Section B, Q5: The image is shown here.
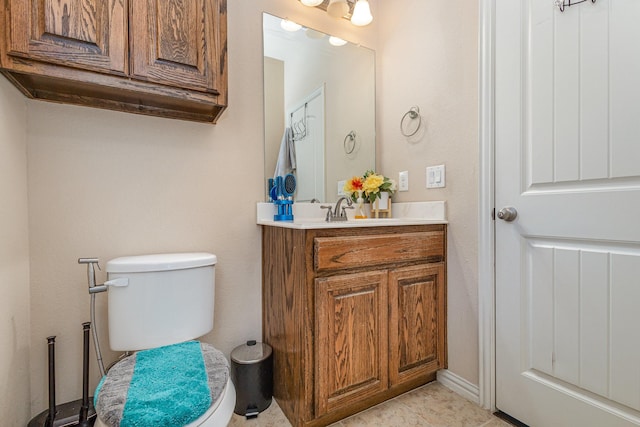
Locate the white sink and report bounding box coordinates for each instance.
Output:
[257,201,447,229]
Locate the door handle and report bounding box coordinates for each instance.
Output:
[497,207,518,222]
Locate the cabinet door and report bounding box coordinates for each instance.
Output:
[389,263,446,386]
[7,0,127,74]
[130,0,226,95]
[315,271,388,416]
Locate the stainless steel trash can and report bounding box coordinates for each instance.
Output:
[230,340,273,418]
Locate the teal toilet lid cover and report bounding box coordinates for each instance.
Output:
[95,341,229,427]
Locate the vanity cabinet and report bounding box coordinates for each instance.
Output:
[262,224,447,427]
[0,0,227,123]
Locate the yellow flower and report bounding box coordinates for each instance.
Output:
[363,174,384,195]
[344,176,363,193]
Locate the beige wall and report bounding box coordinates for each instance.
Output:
[24,0,379,417]
[377,0,480,385]
[0,78,31,424]
[0,0,480,422]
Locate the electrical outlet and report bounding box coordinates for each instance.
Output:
[398,171,409,191]
[426,165,445,188]
[337,180,346,195]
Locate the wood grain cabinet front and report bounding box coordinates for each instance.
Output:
[315,270,389,417]
[262,224,447,427]
[389,263,446,386]
[6,0,127,75]
[130,0,224,95]
[0,0,227,123]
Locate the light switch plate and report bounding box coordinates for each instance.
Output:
[426,165,445,188]
[398,171,409,191]
[337,180,346,195]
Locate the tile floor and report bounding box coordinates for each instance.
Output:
[228,382,511,427]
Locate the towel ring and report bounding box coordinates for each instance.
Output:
[344,131,356,154]
[400,106,421,137]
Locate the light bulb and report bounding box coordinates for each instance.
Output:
[327,0,349,19]
[280,19,302,32]
[301,0,323,6]
[351,0,373,26]
[329,36,347,46]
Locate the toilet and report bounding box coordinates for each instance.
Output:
[93,253,235,427]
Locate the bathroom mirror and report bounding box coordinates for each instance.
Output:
[263,13,375,202]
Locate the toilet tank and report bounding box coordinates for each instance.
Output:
[105,253,216,351]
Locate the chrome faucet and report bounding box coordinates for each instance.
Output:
[320,196,354,222]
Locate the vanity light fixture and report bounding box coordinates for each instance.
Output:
[280,18,302,32]
[327,0,349,18]
[350,0,373,26]
[299,0,373,26]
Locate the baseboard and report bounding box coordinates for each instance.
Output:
[437,369,480,405]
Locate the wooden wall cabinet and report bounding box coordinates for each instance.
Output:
[262,224,447,427]
[0,0,227,123]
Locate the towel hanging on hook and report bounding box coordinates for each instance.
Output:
[273,127,297,178]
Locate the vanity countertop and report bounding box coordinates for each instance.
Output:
[257,201,447,229]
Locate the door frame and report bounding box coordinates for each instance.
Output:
[478,0,496,412]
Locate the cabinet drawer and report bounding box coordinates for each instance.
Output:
[314,231,444,272]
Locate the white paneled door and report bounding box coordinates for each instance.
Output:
[495,0,640,425]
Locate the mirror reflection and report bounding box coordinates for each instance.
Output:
[263,13,376,202]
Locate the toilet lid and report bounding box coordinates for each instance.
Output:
[95,341,229,427]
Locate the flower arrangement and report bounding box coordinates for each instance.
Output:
[343,175,364,203]
[344,170,396,204]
